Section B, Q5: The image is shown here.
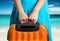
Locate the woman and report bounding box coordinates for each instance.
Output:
[10,0,52,41]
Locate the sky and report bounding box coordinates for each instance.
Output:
[0,0,60,14]
[0,0,13,14]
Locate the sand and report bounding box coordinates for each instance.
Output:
[0,28,60,41]
[0,28,8,41]
[52,28,60,41]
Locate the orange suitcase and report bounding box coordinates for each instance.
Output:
[7,22,48,41]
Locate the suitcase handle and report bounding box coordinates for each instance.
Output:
[15,22,39,32]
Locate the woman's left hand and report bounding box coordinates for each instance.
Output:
[29,11,38,24]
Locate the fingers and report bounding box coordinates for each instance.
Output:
[21,19,25,24]
[31,20,37,24]
[29,18,37,24]
[20,18,37,24]
[20,19,28,24]
[19,12,29,24]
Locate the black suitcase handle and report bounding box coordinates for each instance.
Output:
[15,22,39,32]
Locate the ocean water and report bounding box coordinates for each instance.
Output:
[0,14,60,28]
[51,15,60,28]
[0,15,10,28]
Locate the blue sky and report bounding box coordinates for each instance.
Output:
[0,1,13,14]
[0,0,60,14]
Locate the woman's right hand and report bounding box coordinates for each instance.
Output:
[19,12,28,24]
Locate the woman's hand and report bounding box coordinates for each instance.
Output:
[14,0,29,24]
[28,0,46,24]
[19,12,28,24]
[29,11,38,24]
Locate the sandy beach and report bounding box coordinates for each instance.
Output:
[0,28,60,41]
[0,28,9,41]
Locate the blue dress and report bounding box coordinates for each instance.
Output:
[10,0,52,41]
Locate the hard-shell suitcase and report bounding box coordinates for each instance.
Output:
[7,22,48,41]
